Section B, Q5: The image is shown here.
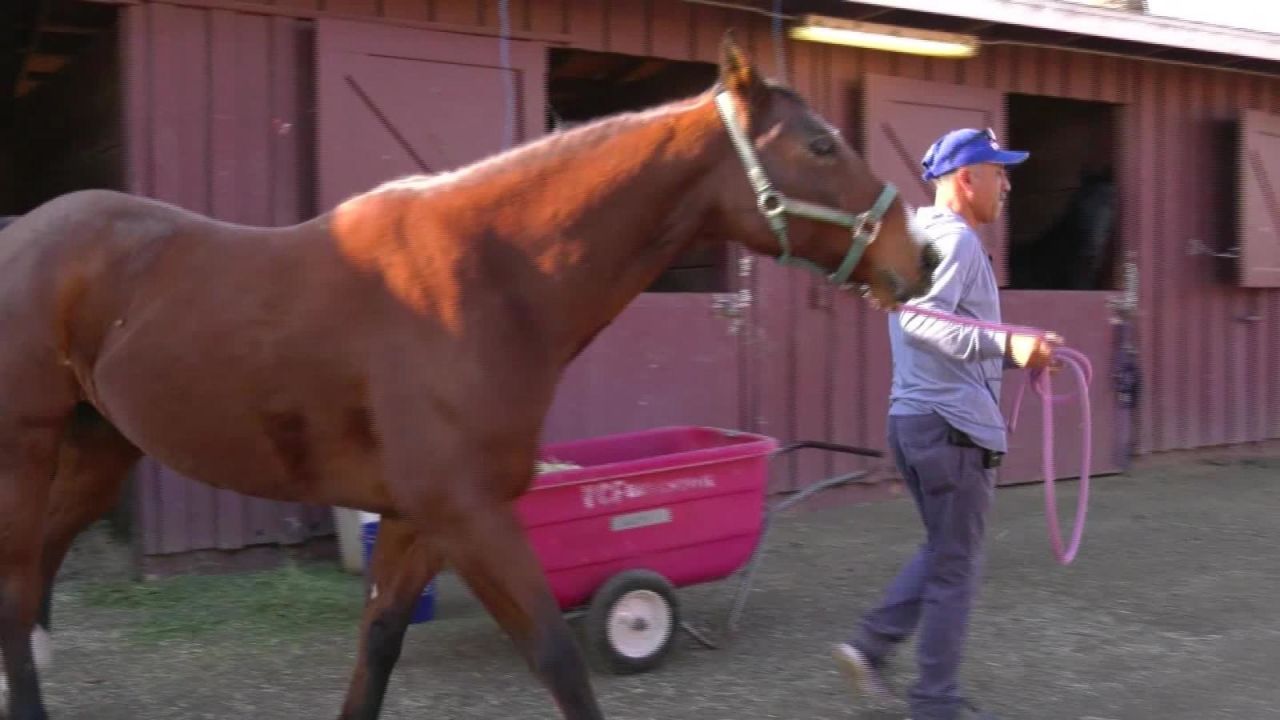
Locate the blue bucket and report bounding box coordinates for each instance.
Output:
[360,518,437,624]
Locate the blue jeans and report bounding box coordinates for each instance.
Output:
[853,413,995,720]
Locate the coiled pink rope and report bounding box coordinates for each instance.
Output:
[896,305,1093,565]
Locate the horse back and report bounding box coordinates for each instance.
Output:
[0,189,354,373]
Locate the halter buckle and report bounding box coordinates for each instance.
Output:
[852,213,881,240]
[758,191,785,217]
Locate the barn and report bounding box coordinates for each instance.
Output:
[2,0,1277,574]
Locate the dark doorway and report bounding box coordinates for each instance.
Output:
[547,48,728,293]
[1006,93,1120,290]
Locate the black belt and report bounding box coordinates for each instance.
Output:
[946,427,1005,469]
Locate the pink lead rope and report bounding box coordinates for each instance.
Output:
[895,305,1094,566]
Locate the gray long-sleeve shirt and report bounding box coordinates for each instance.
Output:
[887,206,1010,453]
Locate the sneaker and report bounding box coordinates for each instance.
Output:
[832,642,896,703]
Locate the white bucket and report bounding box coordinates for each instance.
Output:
[332,507,371,573]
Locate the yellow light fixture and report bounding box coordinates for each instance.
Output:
[789,15,980,59]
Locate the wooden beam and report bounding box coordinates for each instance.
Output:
[24,54,69,74]
[16,78,40,97]
[42,24,106,35]
[14,0,53,98]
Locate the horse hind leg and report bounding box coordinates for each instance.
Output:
[339,517,443,720]
[0,412,67,720]
[30,405,141,674]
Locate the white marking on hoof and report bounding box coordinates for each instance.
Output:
[370,583,379,601]
[0,627,51,700]
[32,625,53,670]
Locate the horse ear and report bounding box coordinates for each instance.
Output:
[719,30,767,105]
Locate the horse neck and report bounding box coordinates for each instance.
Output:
[454,99,728,363]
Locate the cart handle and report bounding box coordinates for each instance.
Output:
[718,441,886,640]
[770,440,883,459]
[724,468,878,638]
[769,470,870,514]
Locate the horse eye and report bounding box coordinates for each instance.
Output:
[809,135,836,157]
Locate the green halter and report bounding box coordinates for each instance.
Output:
[714,91,898,286]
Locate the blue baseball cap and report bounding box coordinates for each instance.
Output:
[920,128,1029,182]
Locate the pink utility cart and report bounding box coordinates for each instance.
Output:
[517,425,880,674]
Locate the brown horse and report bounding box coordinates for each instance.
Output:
[0,37,936,719]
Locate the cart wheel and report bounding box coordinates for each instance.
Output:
[584,569,679,675]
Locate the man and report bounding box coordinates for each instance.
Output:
[833,128,1059,720]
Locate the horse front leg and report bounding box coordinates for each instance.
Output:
[439,498,605,720]
[339,516,442,720]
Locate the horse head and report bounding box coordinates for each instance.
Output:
[708,35,938,309]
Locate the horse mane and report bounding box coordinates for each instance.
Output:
[357,76,807,203]
[359,85,724,201]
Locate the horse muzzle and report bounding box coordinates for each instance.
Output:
[881,240,940,304]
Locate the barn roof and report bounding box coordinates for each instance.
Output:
[763,0,1280,75]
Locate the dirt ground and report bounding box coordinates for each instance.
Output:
[29,452,1280,719]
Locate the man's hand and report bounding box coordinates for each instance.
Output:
[1006,332,1062,370]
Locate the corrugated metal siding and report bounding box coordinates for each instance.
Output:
[122,0,1280,557]
[1270,85,1280,443]
[123,3,332,555]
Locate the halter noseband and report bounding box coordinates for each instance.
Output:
[714,91,898,286]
